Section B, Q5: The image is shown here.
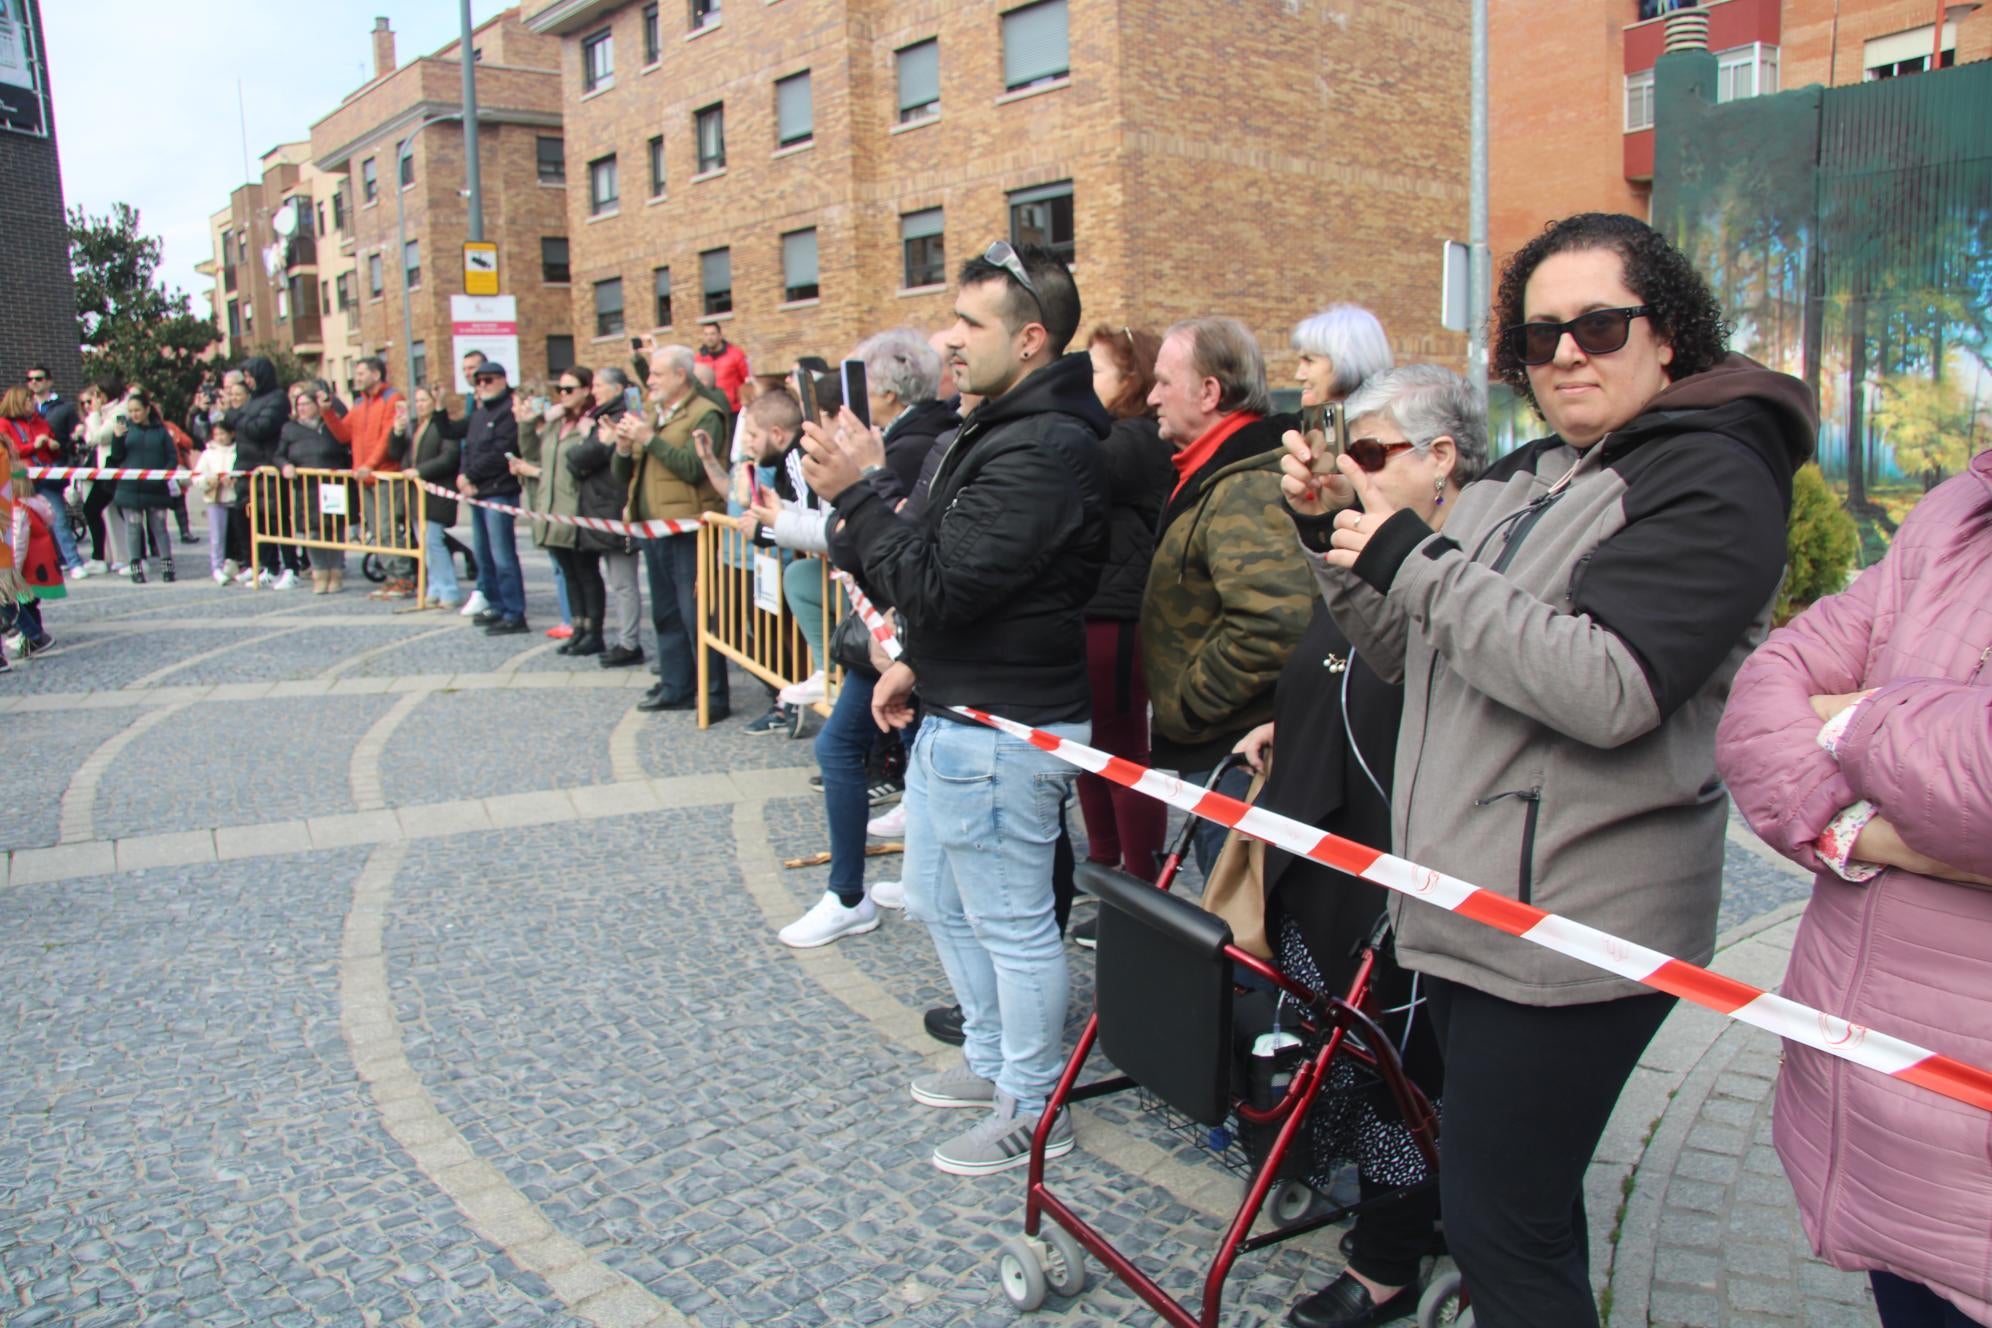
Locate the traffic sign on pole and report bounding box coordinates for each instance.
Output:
[463,241,500,296]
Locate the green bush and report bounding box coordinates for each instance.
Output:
[1779,463,1858,622]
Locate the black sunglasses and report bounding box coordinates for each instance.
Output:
[1504,306,1652,366]
[1347,436,1419,472]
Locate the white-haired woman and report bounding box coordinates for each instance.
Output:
[1292,304,1395,408]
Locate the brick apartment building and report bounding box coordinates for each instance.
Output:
[0,0,83,393]
[302,12,572,396]
[1490,0,1992,267]
[525,0,1471,383]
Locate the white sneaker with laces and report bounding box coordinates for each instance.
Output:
[870,879,906,910]
[867,803,908,839]
[212,569,228,585]
[272,569,296,590]
[459,590,490,617]
[68,564,90,580]
[777,891,880,949]
[778,670,828,706]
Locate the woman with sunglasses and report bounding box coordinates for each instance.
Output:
[513,368,608,656]
[1282,212,1816,1328]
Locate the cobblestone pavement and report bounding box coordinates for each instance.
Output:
[2,563,1883,1326]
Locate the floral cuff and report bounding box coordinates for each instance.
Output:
[1816,800,1883,883]
[1814,691,1877,760]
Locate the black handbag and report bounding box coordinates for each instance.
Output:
[830,602,882,679]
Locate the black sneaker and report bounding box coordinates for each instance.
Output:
[744,703,796,736]
[24,636,57,660]
[130,568,147,584]
[598,644,645,668]
[809,772,824,789]
[472,611,501,627]
[923,1004,966,1046]
[1070,914,1098,950]
[484,618,529,636]
[866,776,905,807]
[161,566,176,583]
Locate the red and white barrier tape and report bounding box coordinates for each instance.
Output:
[834,573,1992,1113]
[414,479,704,540]
[25,465,209,481]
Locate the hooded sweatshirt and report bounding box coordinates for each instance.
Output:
[1302,354,1817,1005]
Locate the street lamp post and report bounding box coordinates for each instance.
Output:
[393,114,463,393]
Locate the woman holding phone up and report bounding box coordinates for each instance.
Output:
[1284,212,1815,1327]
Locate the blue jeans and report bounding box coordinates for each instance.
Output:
[1182,762,1255,880]
[815,670,877,906]
[470,503,526,622]
[903,716,1087,1115]
[549,553,571,626]
[424,522,461,603]
[35,481,82,570]
[644,531,727,710]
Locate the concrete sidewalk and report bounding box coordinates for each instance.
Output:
[1589,828,1879,1327]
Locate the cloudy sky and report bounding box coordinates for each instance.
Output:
[45,0,514,307]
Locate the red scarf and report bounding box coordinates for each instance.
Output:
[1169,411,1261,502]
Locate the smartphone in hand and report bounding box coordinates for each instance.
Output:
[791,366,820,426]
[840,358,871,430]
[1299,403,1347,478]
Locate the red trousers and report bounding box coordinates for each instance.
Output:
[1076,619,1166,881]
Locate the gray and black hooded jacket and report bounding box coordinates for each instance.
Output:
[1300,355,1816,1005]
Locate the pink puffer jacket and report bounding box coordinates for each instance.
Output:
[1716,452,1992,1321]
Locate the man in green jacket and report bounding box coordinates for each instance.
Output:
[1139,316,1315,873]
[613,343,730,718]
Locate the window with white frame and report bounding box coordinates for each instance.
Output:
[1007,180,1074,262]
[1625,69,1655,131]
[695,103,726,172]
[1863,26,1954,80]
[648,135,666,197]
[589,154,619,215]
[595,277,625,338]
[642,3,660,63]
[404,239,420,289]
[901,208,945,288]
[653,266,673,326]
[690,0,720,31]
[1716,43,1779,102]
[781,228,819,302]
[701,247,731,315]
[368,252,383,297]
[1001,0,1068,93]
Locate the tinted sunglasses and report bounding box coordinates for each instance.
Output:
[1347,436,1418,472]
[982,241,1044,318]
[1503,305,1652,366]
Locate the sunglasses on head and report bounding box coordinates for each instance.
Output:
[1347,436,1418,472]
[1503,306,1652,367]
[982,241,1044,318]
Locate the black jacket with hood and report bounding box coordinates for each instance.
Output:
[1086,414,1174,621]
[226,356,291,482]
[829,352,1110,726]
[1301,354,1817,1006]
[568,395,629,553]
[459,386,522,499]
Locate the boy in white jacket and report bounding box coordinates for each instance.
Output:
[191,422,239,583]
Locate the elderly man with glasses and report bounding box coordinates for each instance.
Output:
[804,242,1110,1178]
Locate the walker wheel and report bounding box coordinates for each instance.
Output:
[1041,1225,1087,1298]
[996,1235,1048,1311]
[1268,1179,1316,1229]
[1417,1269,1472,1328]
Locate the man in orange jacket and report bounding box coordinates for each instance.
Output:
[321,356,413,598]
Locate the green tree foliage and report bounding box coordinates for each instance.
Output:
[1779,462,1859,621]
[1869,371,1982,490]
[70,203,218,427]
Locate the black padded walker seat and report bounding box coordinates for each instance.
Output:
[1077,861,1237,1127]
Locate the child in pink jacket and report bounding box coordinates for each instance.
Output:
[1717,452,1992,1327]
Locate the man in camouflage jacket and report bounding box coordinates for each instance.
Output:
[1139,317,1316,872]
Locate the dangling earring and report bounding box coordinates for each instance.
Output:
[1433,476,1447,508]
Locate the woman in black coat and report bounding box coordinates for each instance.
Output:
[277,385,355,592]
[107,390,177,583]
[1077,325,1176,882]
[401,385,468,609]
[226,357,292,581]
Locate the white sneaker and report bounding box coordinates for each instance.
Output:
[2,632,23,658]
[258,570,277,588]
[212,569,228,585]
[84,560,108,574]
[459,590,490,617]
[870,879,906,910]
[867,803,908,839]
[67,564,90,580]
[272,569,296,590]
[777,891,880,949]
[778,670,827,706]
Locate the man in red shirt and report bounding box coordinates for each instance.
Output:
[695,323,750,412]
[321,356,414,598]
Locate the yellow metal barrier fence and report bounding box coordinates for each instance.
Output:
[246,467,428,605]
[695,513,846,730]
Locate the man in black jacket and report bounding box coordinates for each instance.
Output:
[457,363,528,633]
[803,242,1108,1177]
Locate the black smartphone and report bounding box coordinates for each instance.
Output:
[840,358,871,430]
[1299,403,1347,478]
[791,365,820,426]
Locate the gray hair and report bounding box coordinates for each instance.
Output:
[1342,364,1489,486]
[654,344,698,379]
[1165,316,1270,415]
[854,326,942,405]
[1291,304,1394,399]
[596,366,631,391]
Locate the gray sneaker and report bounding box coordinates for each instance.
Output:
[932,1092,1074,1177]
[910,1062,996,1110]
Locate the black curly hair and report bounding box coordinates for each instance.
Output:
[1492,213,1730,419]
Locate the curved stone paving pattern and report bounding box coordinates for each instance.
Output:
[1,571,1871,1326]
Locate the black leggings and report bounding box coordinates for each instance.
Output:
[83,482,117,562]
[1425,979,1673,1328]
[549,547,604,623]
[1872,1273,1986,1328]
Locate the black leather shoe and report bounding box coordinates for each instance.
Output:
[1287,1273,1417,1328]
[484,618,529,636]
[636,692,694,713]
[923,1004,965,1046]
[472,611,500,627]
[599,645,645,668]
